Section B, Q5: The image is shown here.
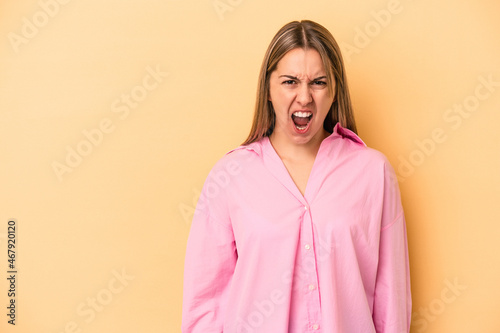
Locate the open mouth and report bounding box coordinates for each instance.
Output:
[291,111,313,131]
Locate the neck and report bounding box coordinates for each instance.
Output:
[269,128,329,162]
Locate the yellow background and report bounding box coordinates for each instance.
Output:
[1,0,499,332]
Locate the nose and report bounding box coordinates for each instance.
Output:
[296,83,312,106]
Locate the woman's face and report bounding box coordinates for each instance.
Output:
[268,48,335,146]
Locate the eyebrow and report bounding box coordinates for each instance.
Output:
[279,75,327,81]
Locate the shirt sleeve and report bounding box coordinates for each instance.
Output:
[372,160,412,333]
[181,176,237,332]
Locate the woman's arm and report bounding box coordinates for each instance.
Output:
[181,192,237,332]
[372,161,412,333]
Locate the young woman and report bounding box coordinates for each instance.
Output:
[182,20,411,333]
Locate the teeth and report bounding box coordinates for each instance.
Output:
[295,124,307,130]
[292,111,312,118]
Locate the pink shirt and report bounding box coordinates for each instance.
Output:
[182,123,411,332]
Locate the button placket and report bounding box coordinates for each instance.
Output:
[301,203,321,331]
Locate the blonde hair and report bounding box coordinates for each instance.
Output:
[242,20,357,145]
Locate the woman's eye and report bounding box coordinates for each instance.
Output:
[312,80,327,86]
[282,80,296,85]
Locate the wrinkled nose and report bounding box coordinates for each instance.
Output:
[296,84,313,106]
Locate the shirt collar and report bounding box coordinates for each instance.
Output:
[225,122,366,157]
[330,122,366,147]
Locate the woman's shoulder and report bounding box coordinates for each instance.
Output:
[221,138,265,164]
[205,139,263,179]
[332,123,387,161]
[332,123,396,176]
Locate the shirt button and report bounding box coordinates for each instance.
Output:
[312,324,319,330]
[305,244,311,250]
[304,205,308,210]
[308,284,315,291]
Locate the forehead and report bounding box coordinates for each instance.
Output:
[275,48,326,78]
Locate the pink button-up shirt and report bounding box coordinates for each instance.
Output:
[182,123,411,332]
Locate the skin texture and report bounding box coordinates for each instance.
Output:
[268,48,336,195]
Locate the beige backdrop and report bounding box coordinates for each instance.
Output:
[1,0,499,332]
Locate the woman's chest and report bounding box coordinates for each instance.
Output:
[281,158,315,197]
[227,172,383,252]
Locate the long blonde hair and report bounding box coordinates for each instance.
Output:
[242,20,357,145]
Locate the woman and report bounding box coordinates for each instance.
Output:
[182,20,411,332]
